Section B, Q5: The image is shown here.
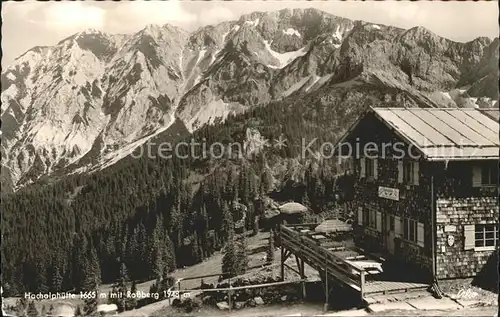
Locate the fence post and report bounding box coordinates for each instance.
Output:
[324,249,329,312]
[228,278,232,313]
[360,271,365,300]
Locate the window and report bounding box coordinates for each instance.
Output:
[403,218,408,239]
[363,209,369,226]
[360,158,378,179]
[473,164,498,187]
[404,161,413,183]
[398,161,419,185]
[404,161,419,184]
[481,166,497,186]
[361,209,377,229]
[366,158,375,178]
[403,217,418,243]
[369,209,377,229]
[475,224,499,248]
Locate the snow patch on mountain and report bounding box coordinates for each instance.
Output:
[196,48,207,65]
[283,28,301,38]
[1,84,18,101]
[305,75,321,92]
[333,26,343,42]
[186,99,244,132]
[231,25,241,33]
[96,114,176,171]
[372,24,381,30]
[244,18,260,27]
[282,77,311,97]
[263,41,309,69]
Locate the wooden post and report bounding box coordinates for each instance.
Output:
[228,277,232,312]
[280,245,285,281]
[360,271,365,301]
[431,174,436,282]
[324,250,329,312]
[300,258,306,300]
[294,255,306,299]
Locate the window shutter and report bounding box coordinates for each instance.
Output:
[417,222,424,247]
[376,211,382,232]
[394,216,401,237]
[373,159,378,179]
[413,162,420,185]
[472,166,482,187]
[463,225,475,250]
[357,207,363,225]
[397,161,404,183]
[360,158,366,178]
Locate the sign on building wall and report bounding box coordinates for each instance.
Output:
[378,186,399,201]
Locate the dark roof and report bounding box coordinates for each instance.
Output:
[338,107,499,161]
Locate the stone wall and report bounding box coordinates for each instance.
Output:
[435,196,498,279]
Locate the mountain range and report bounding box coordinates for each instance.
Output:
[1,8,499,193]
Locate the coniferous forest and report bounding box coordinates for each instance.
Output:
[2,100,357,297]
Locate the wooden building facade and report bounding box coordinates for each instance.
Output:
[335,107,499,281]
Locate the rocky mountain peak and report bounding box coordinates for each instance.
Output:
[2,8,498,193]
[80,28,104,35]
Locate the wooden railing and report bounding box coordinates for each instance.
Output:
[279,224,366,297]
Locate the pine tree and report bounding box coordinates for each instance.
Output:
[40,305,47,317]
[126,280,138,311]
[221,234,238,278]
[115,262,129,312]
[222,202,234,240]
[266,230,275,263]
[72,234,88,292]
[34,261,48,294]
[191,232,202,264]
[82,259,99,317]
[125,228,139,279]
[148,282,159,305]
[163,234,176,273]
[48,304,54,316]
[50,257,63,292]
[89,246,101,285]
[75,305,83,316]
[15,296,28,316]
[108,290,115,305]
[26,301,38,317]
[152,246,164,281]
[150,218,164,279]
[237,228,249,274]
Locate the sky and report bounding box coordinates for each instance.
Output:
[2,0,499,67]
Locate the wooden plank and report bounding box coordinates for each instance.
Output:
[283,263,301,275]
[281,234,362,288]
[284,235,353,275]
[363,281,430,295]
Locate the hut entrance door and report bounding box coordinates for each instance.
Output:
[386,214,395,254]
